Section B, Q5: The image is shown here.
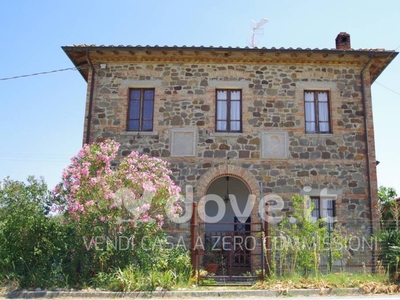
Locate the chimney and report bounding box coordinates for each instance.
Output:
[335,32,351,50]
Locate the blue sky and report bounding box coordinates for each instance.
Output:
[1,0,399,194]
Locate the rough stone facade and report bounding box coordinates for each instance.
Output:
[89,62,371,225]
[63,37,397,270]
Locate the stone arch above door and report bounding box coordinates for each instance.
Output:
[196,164,260,199]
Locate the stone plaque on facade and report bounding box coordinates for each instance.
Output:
[260,130,288,159]
[170,128,197,157]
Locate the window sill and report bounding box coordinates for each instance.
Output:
[305,133,333,137]
[121,131,158,136]
[209,132,243,137]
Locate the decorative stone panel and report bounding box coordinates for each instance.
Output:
[260,130,288,159]
[170,128,197,157]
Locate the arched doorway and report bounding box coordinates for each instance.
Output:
[204,176,251,230]
[201,175,254,277]
[196,164,260,200]
[195,165,265,280]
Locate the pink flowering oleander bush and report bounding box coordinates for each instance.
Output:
[52,140,189,283]
[54,140,182,234]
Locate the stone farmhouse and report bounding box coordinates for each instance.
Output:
[63,32,397,277]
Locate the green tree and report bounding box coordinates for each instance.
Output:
[376,186,400,282]
[272,194,349,277]
[0,176,73,288]
[378,186,398,222]
[275,194,329,277]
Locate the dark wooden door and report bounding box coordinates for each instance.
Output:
[231,217,251,275]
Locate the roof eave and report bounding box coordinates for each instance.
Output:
[61,45,398,83]
[61,46,89,82]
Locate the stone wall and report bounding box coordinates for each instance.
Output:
[91,63,371,209]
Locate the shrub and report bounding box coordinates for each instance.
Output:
[271,194,348,277]
[51,140,189,289]
[376,186,400,282]
[377,229,400,281]
[91,232,192,291]
[0,177,73,288]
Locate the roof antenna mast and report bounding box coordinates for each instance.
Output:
[249,18,268,48]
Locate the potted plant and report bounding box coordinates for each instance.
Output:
[204,253,220,274]
[203,235,223,274]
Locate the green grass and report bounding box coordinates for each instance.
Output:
[252,272,389,290]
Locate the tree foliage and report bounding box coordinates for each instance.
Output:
[271,194,349,277]
[377,186,400,282]
[0,177,73,288]
[378,186,398,222]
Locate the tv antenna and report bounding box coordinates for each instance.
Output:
[248,18,268,48]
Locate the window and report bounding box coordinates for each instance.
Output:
[127,88,154,131]
[216,89,242,132]
[304,91,330,133]
[310,197,336,227]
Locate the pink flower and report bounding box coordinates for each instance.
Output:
[142,181,156,193]
[141,213,150,223]
[142,204,150,211]
[53,184,60,195]
[77,149,84,158]
[157,220,164,230]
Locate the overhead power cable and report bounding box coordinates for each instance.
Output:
[1,51,399,96]
[0,66,87,81]
[0,152,72,162]
[375,81,400,97]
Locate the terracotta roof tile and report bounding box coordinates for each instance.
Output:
[66,44,395,52]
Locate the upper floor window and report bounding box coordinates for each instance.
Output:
[127,88,154,131]
[304,91,330,134]
[216,89,242,132]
